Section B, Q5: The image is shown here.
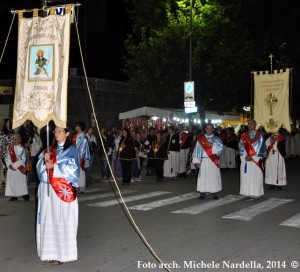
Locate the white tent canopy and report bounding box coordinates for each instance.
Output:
[119,106,193,120]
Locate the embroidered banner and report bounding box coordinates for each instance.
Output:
[253,69,291,133]
[12,5,73,129]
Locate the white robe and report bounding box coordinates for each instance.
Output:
[265,140,287,186]
[192,139,223,193]
[37,183,78,262]
[178,148,189,173]
[4,145,28,197]
[225,147,236,168]
[163,151,179,177]
[240,155,264,198]
[36,148,79,263]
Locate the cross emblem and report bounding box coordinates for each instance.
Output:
[264,93,278,116]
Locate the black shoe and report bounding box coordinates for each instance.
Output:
[212,195,219,200]
[199,195,206,200]
[276,186,283,191]
[9,197,18,201]
[23,195,30,201]
[243,197,255,201]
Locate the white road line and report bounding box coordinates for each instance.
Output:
[172,195,245,215]
[78,190,136,202]
[222,198,294,221]
[280,213,300,229]
[129,192,198,211]
[87,191,171,207]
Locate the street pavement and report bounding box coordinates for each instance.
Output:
[0,156,300,272]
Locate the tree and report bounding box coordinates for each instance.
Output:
[124,0,300,121]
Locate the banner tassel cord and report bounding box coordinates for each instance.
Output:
[74,10,171,272]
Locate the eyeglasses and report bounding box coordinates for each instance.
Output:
[54,130,66,134]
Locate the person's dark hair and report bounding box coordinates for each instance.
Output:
[51,127,73,151]
[121,128,131,144]
[0,118,11,134]
[76,122,86,132]
[205,123,214,129]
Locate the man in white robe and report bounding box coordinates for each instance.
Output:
[192,123,223,200]
[265,129,286,190]
[239,119,267,200]
[5,134,29,201]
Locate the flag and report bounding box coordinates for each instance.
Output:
[253,70,291,133]
[12,5,73,129]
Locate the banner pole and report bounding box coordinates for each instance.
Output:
[47,122,50,197]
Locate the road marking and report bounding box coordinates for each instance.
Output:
[222,198,294,221]
[172,195,244,215]
[87,191,171,207]
[78,190,136,202]
[280,213,300,229]
[129,192,198,211]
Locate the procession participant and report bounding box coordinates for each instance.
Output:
[192,123,223,200]
[72,122,90,194]
[118,128,136,185]
[163,126,180,178]
[144,127,156,176]
[36,126,80,265]
[238,119,267,201]
[135,132,147,181]
[86,127,97,178]
[99,128,113,182]
[265,128,287,191]
[177,124,193,177]
[147,131,168,182]
[5,134,29,201]
[224,127,238,169]
[0,118,15,187]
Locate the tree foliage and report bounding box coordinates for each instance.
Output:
[124,0,300,117]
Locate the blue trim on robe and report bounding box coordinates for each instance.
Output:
[36,145,80,187]
[238,131,267,158]
[75,132,91,160]
[192,134,223,164]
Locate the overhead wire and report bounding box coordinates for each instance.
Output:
[73,8,172,272]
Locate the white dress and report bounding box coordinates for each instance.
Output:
[36,144,79,262]
[4,145,28,197]
[265,139,287,186]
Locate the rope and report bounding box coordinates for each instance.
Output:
[73,11,171,272]
[0,12,16,64]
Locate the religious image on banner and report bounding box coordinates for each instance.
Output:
[13,5,73,129]
[29,45,54,81]
[253,70,291,133]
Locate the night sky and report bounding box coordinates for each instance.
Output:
[0,0,130,81]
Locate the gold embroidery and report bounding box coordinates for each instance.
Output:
[266,118,279,130]
[264,93,278,116]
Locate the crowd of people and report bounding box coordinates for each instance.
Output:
[0,117,298,265]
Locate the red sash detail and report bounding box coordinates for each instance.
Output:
[46,148,77,203]
[267,134,285,154]
[241,131,262,171]
[241,131,261,156]
[9,146,25,174]
[179,133,189,148]
[198,136,219,168]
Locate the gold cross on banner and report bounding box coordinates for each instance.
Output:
[264,93,278,116]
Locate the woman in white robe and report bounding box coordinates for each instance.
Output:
[36,127,80,265]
